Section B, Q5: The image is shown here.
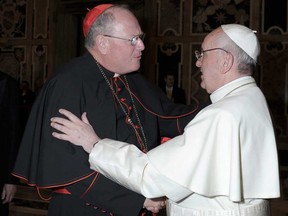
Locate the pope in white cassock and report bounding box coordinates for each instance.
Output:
[51,24,280,216]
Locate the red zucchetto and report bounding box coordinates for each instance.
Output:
[83,4,113,37]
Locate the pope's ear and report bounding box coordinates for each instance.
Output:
[222,52,233,73]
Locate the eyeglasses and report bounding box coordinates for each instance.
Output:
[195,48,230,60]
[103,33,145,46]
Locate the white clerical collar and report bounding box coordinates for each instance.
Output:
[210,76,255,103]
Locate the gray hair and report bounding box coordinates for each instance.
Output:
[84,5,130,49]
[223,39,257,75]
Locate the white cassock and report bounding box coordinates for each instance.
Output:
[89,76,280,216]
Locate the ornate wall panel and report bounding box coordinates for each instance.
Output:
[261,0,288,142]
[0,0,53,92]
[0,0,27,80]
[33,0,49,38]
[263,0,287,33]
[0,47,24,80]
[32,45,48,93]
[191,0,250,33]
[0,0,26,38]
[156,0,184,36]
[261,45,288,138]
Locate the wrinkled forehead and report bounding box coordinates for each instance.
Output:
[114,7,139,24]
[112,8,142,34]
[202,28,224,49]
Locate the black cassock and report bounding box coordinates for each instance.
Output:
[13,53,199,216]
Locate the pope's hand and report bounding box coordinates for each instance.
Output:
[50,108,100,153]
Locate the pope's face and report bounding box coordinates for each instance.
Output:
[195,30,225,94]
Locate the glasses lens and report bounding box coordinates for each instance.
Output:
[131,37,137,46]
